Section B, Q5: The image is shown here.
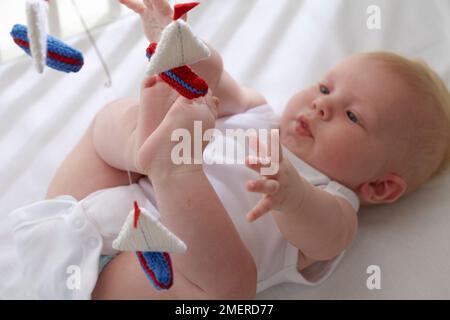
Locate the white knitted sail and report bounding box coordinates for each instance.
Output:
[146,19,210,76]
[26,0,48,73]
[112,206,187,253]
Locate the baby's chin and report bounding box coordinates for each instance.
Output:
[281,132,373,195]
[280,133,314,167]
[280,124,313,156]
[280,133,348,182]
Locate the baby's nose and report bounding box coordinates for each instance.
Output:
[313,100,332,120]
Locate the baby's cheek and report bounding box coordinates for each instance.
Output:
[319,135,364,177]
[285,91,312,114]
[326,144,353,168]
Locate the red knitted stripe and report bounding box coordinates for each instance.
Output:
[133,201,141,229]
[147,42,157,56]
[160,65,208,99]
[160,73,198,99]
[13,38,82,65]
[173,2,199,20]
[171,65,208,92]
[47,50,82,65]
[13,38,28,48]
[146,42,208,99]
[136,251,173,289]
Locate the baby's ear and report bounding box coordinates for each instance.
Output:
[357,173,407,204]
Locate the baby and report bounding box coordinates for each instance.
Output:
[11,0,450,299]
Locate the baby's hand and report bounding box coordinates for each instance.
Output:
[245,135,305,222]
[119,0,173,42]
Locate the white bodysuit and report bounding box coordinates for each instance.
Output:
[8,104,359,299]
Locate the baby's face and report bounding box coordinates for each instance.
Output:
[280,54,414,190]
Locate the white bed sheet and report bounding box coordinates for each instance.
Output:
[1,0,450,299]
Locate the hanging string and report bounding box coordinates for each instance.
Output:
[126,166,133,186]
[70,0,112,87]
[70,0,135,185]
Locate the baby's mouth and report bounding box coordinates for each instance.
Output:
[295,116,313,138]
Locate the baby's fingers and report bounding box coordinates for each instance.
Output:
[246,197,273,222]
[187,91,219,120]
[203,92,220,119]
[246,179,279,195]
[141,76,179,108]
[151,0,172,15]
[143,0,154,10]
[141,75,158,90]
[119,0,145,14]
[245,156,275,177]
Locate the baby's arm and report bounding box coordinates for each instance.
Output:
[245,140,358,262]
[274,176,358,261]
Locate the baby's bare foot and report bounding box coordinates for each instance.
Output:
[135,76,179,150]
[136,86,219,180]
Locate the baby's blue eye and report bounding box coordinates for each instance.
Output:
[346,111,358,123]
[319,84,330,95]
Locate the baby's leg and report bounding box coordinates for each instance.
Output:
[92,252,214,299]
[92,169,258,300]
[46,77,174,200]
[45,98,143,200]
[92,84,257,300]
[92,77,178,174]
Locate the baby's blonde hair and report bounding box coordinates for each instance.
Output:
[364,51,450,196]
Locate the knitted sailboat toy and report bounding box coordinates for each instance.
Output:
[146,2,210,99]
[112,201,187,290]
[113,201,187,254]
[10,0,84,73]
[11,24,84,73]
